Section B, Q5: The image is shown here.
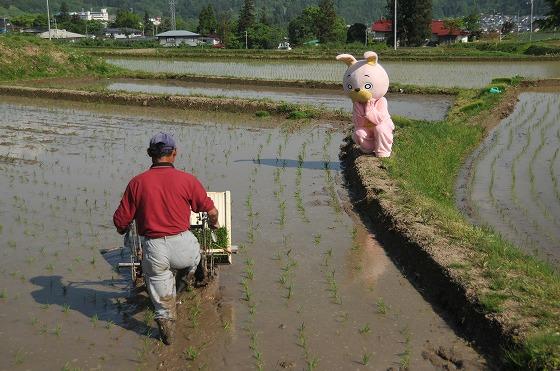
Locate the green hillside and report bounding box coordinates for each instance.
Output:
[0,0,550,24]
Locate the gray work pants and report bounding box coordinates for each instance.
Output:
[142,231,201,320]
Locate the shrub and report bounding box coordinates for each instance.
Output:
[524,44,560,56]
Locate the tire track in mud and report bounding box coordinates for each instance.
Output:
[465,90,560,264]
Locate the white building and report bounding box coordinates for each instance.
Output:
[70,8,109,22]
[105,28,143,39]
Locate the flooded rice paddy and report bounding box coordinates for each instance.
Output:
[462,88,560,264]
[0,98,485,370]
[105,78,452,121]
[107,57,560,88]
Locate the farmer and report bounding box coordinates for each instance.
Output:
[113,132,219,345]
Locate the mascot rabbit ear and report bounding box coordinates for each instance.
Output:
[364,51,378,66]
[336,54,357,67]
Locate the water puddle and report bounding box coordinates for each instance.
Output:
[0,98,485,370]
[464,88,560,265]
[106,57,560,88]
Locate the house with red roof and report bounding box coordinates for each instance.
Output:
[370,19,469,44]
[371,19,393,42]
[431,20,469,43]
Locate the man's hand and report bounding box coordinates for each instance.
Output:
[208,207,219,229]
[117,226,130,235]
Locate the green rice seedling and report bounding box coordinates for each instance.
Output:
[313,234,321,246]
[362,351,372,365]
[184,346,199,361]
[223,321,231,331]
[248,303,256,315]
[90,313,99,326]
[376,298,388,314]
[307,357,319,371]
[286,284,293,299]
[359,323,371,334]
[53,324,62,337]
[0,289,6,299]
[14,348,25,365]
[244,266,254,280]
[62,303,71,313]
[105,320,114,329]
[279,200,286,226]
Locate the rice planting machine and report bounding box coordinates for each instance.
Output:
[117,191,237,289]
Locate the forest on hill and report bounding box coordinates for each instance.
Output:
[0,0,550,24]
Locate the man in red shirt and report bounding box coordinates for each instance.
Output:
[113,132,218,345]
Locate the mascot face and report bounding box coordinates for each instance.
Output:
[336,51,389,104]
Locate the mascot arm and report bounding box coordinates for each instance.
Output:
[364,98,389,125]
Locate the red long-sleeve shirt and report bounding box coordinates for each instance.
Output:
[113,164,215,238]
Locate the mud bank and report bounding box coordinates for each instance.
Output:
[0,85,347,121]
[340,139,510,364]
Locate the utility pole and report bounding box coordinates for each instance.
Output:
[529,0,534,41]
[245,30,248,49]
[169,0,176,30]
[394,0,397,50]
[46,0,52,40]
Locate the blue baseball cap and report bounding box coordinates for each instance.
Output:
[148,132,176,157]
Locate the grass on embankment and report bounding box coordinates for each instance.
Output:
[0,35,121,81]
[78,37,560,61]
[380,78,560,369]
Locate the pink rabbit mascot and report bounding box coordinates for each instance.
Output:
[336,51,395,157]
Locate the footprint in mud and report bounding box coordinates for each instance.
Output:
[421,343,486,370]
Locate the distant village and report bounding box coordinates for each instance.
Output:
[0,6,549,48]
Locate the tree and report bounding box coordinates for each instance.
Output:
[197,5,217,35]
[217,11,239,48]
[288,6,320,45]
[347,23,367,44]
[386,0,432,46]
[247,22,284,49]
[113,9,142,29]
[462,12,481,40]
[143,11,151,35]
[501,20,515,34]
[443,18,464,33]
[317,0,339,43]
[543,0,560,28]
[58,2,70,23]
[238,0,255,35]
[259,7,270,26]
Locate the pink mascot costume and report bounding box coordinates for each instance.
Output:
[336,51,394,157]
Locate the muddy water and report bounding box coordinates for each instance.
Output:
[462,88,560,264]
[106,57,560,88]
[0,98,485,370]
[104,78,452,121]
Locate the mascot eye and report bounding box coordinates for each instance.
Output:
[364,83,373,89]
[347,84,352,90]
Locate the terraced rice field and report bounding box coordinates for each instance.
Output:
[462,88,560,264]
[0,97,484,370]
[106,57,560,88]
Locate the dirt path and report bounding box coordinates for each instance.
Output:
[458,87,560,265]
[0,98,485,370]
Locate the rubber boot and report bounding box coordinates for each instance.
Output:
[156,318,176,345]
